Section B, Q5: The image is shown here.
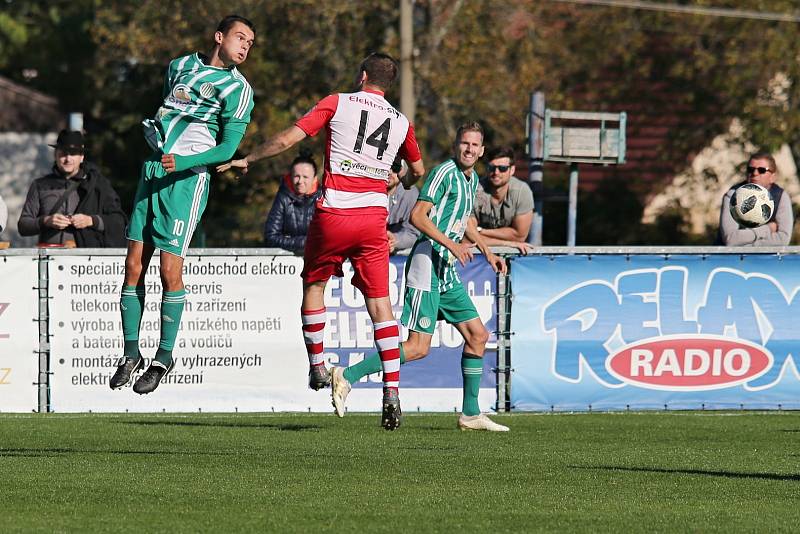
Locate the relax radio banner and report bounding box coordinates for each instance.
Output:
[511,254,800,411]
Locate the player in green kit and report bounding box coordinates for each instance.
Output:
[331,122,510,431]
[110,15,256,394]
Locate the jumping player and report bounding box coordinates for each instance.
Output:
[331,122,510,431]
[110,15,256,394]
[217,53,425,430]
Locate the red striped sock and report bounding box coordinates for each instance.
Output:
[301,308,326,367]
[374,320,400,390]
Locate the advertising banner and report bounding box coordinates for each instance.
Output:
[325,255,497,413]
[0,256,39,412]
[49,254,319,412]
[49,253,497,413]
[511,254,800,411]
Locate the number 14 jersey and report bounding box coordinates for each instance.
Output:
[295,88,421,215]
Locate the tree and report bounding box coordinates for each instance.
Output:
[4,0,800,245]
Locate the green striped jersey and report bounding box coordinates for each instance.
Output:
[405,159,479,292]
[143,53,253,157]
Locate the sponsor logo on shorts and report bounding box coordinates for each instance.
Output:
[169,239,179,247]
[419,317,432,329]
[162,315,174,323]
[338,159,389,179]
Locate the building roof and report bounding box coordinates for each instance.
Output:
[0,75,63,132]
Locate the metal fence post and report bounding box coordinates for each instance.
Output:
[35,250,51,412]
[495,258,513,412]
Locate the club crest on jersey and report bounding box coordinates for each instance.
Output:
[199,82,215,99]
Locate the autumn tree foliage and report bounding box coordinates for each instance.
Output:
[2,0,799,245]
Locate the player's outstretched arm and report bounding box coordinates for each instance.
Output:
[401,159,425,190]
[464,216,507,274]
[216,125,308,174]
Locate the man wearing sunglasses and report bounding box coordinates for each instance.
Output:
[471,146,534,253]
[718,152,793,246]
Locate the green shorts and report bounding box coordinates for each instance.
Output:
[127,154,209,258]
[400,283,479,335]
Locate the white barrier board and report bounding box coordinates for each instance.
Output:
[0,256,39,411]
[48,255,339,412]
[48,254,496,413]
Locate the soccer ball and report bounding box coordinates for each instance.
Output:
[730,183,774,227]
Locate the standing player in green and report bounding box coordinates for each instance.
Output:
[110,15,256,394]
[331,122,510,431]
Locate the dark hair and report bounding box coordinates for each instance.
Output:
[290,148,317,176]
[748,151,777,173]
[216,15,255,36]
[486,146,515,162]
[359,53,399,90]
[455,121,484,144]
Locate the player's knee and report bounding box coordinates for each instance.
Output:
[159,265,183,290]
[124,258,144,283]
[404,342,430,362]
[471,327,490,348]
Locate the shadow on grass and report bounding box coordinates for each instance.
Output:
[120,421,320,431]
[572,465,800,482]
[0,447,235,458]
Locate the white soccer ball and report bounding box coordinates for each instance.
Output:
[730,183,774,228]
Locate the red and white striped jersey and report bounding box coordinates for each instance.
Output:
[295,89,421,215]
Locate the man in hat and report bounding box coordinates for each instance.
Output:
[18,129,128,248]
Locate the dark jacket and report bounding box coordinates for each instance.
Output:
[263,176,321,252]
[18,162,128,247]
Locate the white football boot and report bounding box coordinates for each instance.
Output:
[331,367,352,418]
[457,414,510,432]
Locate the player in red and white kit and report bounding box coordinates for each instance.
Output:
[218,53,424,430]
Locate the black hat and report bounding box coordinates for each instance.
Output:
[49,130,85,153]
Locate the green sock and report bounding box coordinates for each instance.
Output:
[156,289,186,366]
[120,285,146,360]
[343,345,406,383]
[461,352,483,416]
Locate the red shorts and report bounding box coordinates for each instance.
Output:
[302,210,389,298]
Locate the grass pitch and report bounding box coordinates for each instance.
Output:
[3,411,800,532]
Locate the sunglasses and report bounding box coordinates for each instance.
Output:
[746,166,773,175]
[487,164,511,173]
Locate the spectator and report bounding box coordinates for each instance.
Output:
[718,151,793,246]
[17,130,128,247]
[263,151,322,252]
[387,158,419,254]
[0,193,7,234]
[471,146,534,251]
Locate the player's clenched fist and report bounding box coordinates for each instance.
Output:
[161,153,177,173]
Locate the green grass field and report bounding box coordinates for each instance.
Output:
[3,411,800,532]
